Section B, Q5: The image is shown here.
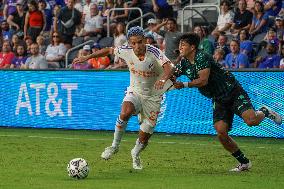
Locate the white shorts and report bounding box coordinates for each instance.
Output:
[123,88,163,134]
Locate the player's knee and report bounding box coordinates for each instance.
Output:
[244,114,258,126]
[119,112,132,121]
[140,122,154,135]
[242,110,259,126]
[214,122,228,136]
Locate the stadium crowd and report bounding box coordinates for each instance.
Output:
[0,0,284,69]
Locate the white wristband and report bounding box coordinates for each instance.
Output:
[183,82,189,88]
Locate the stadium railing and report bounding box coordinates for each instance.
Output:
[106,7,143,37]
[181,4,220,32]
[125,12,157,33]
[65,40,96,68]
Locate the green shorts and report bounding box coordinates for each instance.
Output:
[213,85,254,129]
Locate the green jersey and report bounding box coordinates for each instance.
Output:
[174,50,239,100]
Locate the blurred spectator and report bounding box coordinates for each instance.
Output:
[45,31,67,68]
[213,48,225,67]
[3,0,17,19]
[264,27,279,44]
[279,43,284,68]
[36,35,47,55]
[246,0,255,11]
[88,43,110,69]
[215,33,230,57]
[113,22,127,47]
[249,1,269,38]
[74,0,83,13]
[45,0,66,10]
[72,45,92,69]
[82,3,103,39]
[146,18,163,49]
[111,22,127,69]
[11,33,24,52]
[275,15,284,40]
[128,0,150,24]
[110,0,129,24]
[52,4,61,31]
[55,0,81,48]
[230,0,253,36]
[25,36,33,55]
[38,0,53,37]
[145,32,158,47]
[239,29,253,60]
[7,1,25,37]
[10,44,27,68]
[255,39,280,68]
[1,20,13,40]
[168,0,181,19]
[194,25,214,55]
[152,0,174,20]
[0,41,15,68]
[24,0,46,42]
[83,0,93,19]
[102,0,114,18]
[212,0,234,38]
[263,0,282,17]
[225,39,250,68]
[153,18,182,61]
[278,1,284,16]
[24,43,48,69]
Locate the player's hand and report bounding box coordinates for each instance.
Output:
[154,79,166,90]
[73,56,88,64]
[174,82,184,89]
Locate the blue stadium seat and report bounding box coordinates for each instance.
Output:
[252,33,266,44]
[72,37,84,47]
[99,37,114,48]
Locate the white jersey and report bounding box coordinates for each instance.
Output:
[114,44,172,96]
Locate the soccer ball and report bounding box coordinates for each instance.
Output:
[67,158,89,179]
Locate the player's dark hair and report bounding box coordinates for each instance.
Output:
[179,32,200,48]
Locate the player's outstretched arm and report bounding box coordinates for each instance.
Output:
[154,61,174,90]
[174,68,210,89]
[73,47,114,64]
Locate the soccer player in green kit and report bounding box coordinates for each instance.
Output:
[173,33,283,172]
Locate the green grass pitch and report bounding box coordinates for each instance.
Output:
[0,127,283,189]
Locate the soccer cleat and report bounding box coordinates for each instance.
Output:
[230,161,252,172]
[101,146,119,160]
[259,106,283,125]
[131,149,143,170]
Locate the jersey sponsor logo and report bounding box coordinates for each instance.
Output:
[130,67,159,78]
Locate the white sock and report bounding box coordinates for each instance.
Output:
[111,116,127,148]
[131,139,147,157]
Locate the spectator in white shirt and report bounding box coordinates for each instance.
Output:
[82,3,103,40]
[83,0,93,19]
[212,0,234,39]
[45,31,67,68]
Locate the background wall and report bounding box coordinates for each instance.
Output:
[0,70,283,138]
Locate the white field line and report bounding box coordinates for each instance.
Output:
[0,134,283,150]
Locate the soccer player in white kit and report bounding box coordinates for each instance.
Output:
[73,26,174,170]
